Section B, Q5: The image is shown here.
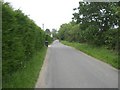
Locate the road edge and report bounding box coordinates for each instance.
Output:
[35,46,50,88]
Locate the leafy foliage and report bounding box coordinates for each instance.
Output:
[45,29,51,36]
[51,29,58,39]
[59,2,119,51]
[2,2,52,79]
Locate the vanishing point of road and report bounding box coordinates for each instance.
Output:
[36,40,118,88]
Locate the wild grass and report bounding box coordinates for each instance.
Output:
[62,41,118,69]
[3,47,47,88]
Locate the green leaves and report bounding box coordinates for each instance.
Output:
[58,21,80,42]
[2,2,52,78]
[59,2,119,51]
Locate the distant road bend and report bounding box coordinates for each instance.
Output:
[36,40,118,88]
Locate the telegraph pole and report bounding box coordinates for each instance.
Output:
[42,24,44,31]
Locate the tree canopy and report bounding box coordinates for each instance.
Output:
[58,2,119,51]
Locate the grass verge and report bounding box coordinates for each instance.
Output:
[62,41,118,69]
[3,47,47,88]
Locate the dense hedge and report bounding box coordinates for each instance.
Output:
[2,2,52,77]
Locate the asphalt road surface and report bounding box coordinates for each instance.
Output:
[35,40,118,88]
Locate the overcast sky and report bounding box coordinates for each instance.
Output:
[4,0,81,31]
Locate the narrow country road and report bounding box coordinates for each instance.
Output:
[35,40,118,88]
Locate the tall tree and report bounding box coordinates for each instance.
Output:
[45,29,51,36]
[72,2,119,45]
[51,29,58,39]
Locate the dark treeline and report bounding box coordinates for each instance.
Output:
[2,2,52,78]
[58,2,120,52]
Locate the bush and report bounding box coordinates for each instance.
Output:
[2,2,52,78]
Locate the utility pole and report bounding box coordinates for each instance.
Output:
[42,24,44,30]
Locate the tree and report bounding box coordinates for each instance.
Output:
[45,29,51,36]
[72,2,119,46]
[58,2,119,51]
[51,29,58,39]
[58,21,80,42]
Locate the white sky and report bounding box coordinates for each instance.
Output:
[4,0,81,31]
